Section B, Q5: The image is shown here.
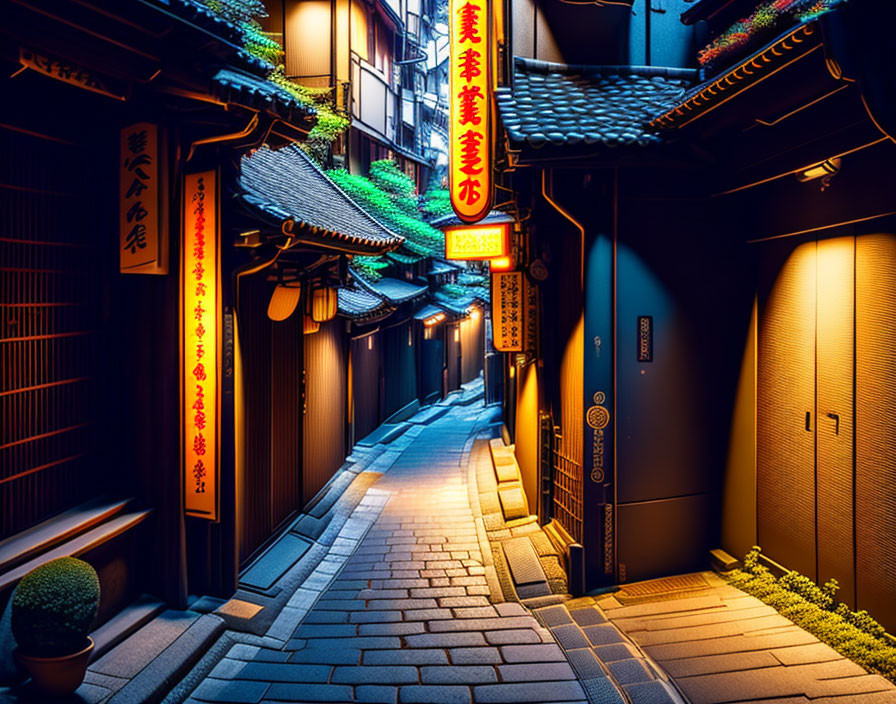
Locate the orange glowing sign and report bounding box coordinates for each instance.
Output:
[182,171,220,520]
[449,0,492,223]
[445,223,508,260]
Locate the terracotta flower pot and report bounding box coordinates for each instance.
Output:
[14,637,94,697]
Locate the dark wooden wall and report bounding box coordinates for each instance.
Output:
[303,319,346,502]
[383,322,416,419]
[350,332,382,443]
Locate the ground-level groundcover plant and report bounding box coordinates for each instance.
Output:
[725,546,896,682]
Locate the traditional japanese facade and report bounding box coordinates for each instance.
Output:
[494,0,896,633]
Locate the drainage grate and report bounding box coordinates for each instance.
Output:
[615,573,711,604]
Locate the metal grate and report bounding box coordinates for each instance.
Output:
[552,427,583,543]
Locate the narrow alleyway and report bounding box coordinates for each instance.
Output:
[185,400,592,704]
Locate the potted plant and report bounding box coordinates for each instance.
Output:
[11,557,100,696]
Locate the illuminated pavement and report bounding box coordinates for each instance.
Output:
[183,398,601,704]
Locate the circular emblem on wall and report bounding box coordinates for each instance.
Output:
[593,391,606,406]
[587,405,610,430]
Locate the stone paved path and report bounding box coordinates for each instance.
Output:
[598,574,896,704]
[188,408,590,704]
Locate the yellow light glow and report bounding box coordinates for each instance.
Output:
[445,223,509,260]
[471,308,481,322]
[183,170,219,520]
[449,0,492,223]
[424,312,446,327]
[489,256,513,271]
[311,286,338,322]
[454,327,460,342]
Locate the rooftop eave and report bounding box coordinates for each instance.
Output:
[651,21,821,131]
[238,194,404,256]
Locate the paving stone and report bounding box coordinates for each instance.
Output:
[473,681,586,703]
[580,677,626,704]
[288,648,361,665]
[404,608,454,620]
[564,648,607,679]
[233,662,331,683]
[400,685,473,704]
[497,663,577,682]
[449,647,503,665]
[354,684,399,703]
[302,610,349,624]
[483,629,541,645]
[293,624,357,638]
[623,680,681,704]
[550,623,591,649]
[349,610,404,623]
[421,665,498,685]
[429,616,539,632]
[568,607,606,627]
[410,587,467,598]
[264,682,355,701]
[499,644,565,663]
[359,621,426,636]
[440,597,491,608]
[406,632,488,648]
[331,666,420,685]
[364,649,449,666]
[454,606,499,619]
[591,642,644,663]
[537,605,573,627]
[192,678,268,703]
[582,624,626,646]
[367,598,438,610]
[662,649,779,678]
[607,658,654,685]
[303,636,401,650]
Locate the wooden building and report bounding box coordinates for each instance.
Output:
[495,0,896,633]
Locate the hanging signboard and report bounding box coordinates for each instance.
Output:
[19,49,127,101]
[445,222,508,260]
[182,170,220,520]
[120,122,167,274]
[492,271,523,351]
[449,0,492,223]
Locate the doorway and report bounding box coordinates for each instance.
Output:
[758,232,896,627]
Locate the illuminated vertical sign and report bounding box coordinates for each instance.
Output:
[182,171,219,520]
[491,271,523,351]
[444,223,509,260]
[120,123,167,274]
[449,0,492,223]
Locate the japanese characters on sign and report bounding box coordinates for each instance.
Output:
[449,0,492,223]
[20,49,127,101]
[492,272,523,351]
[120,123,167,274]
[444,223,509,260]
[183,171,219,520]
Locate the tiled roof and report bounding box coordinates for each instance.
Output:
[428,260,461,276]
[387,251,424,265]
[239,145,404,255]
[212,69,315,121]
[338,286,393,320]
[431,210,514,229]
[414,304,445,321]
[497,57,696,148]
[433,285,477,316]
[352,271,429,304]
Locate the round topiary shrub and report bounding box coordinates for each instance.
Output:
[11,557,100,657]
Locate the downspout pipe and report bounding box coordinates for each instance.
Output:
[540,169,585,290]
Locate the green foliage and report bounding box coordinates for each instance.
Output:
[12,558,100,657]
[352,256,391,282]
[726,546,896,681]
[421,185,453,218]
[327,167,444,257]
[199,1,350,163]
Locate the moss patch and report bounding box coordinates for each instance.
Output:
[725,546,896,682]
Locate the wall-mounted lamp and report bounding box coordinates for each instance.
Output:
[311,286,339,323]
[796,157,841,191]
[423,312,446,327]
[267,284,301,322]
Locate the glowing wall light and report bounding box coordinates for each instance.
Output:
[182,170,219,520]
[311,286,339,322]
[488,256,513,271]
[445,223,509,260]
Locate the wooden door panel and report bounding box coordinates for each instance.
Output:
[816,236,855,607]
[856,233,896,631]
[758,240,817,580]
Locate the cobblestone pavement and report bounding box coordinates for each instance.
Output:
[187,405,592,704]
